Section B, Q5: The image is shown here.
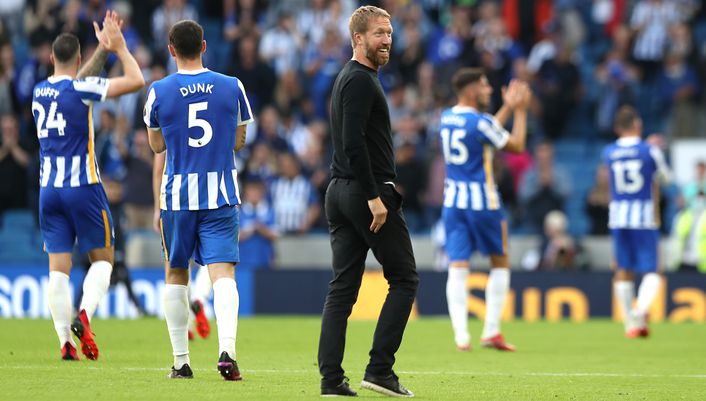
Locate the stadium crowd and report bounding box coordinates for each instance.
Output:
[1,0,706,271]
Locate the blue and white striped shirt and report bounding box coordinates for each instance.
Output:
[32,75,109,188]
[439,106,510,211]
[144,68,253,210]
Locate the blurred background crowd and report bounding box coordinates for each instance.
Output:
[1,0,706,272]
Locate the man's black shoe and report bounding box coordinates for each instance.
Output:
[321,376,358,397]
[168,363,194,379]
[361,372,413,397]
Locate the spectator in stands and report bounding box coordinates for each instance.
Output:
[537,210,580,271]
[255,105,290,153]
[0,42,18,116]
[394,141,426,232]
[23,0,62,46]
[122,129,155,230]
[0,114,30,213]
[494,153,519,224]
[535,44,581,139]
[228,34,276,114]
[151,0,198,63]
[502,0,553,52]
[259,8,302,77]
[630,0,681,81]
[270,152,320,234]
[274,69,306,117]
[519,142,571,233]
[585,164,611,236]
[594,55,636,138]
[223,0,265,43]
[656,52,700,137]
[303,25,347,120]
[238,179,279,271]
[14,35,52,112]
[58,0,93,48]
[683,160,706,208]
[671,189,706,273]
[393,19,426,86]
[298,120,330,229]
[297,0,332,48]
[242,141,277,183]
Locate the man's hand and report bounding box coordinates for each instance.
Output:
[501,80,521,109]
[94,10,126,53]
[368,197,388,233]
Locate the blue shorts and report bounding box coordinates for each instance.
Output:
[159,205,240,268]
[442,207,507,261]
[611,228,659,273]
[39,184,114,253]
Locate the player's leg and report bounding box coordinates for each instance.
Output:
[190,262,212,338]
[208,262,240,381]
[69,185,115,360]
[160,209,196,378]
[48,253,80,360]
[197,205,241,381]
[611,229,639,335]
[40,186,79,360]
[443,207,472,350]
[479,215,514,351]
[633,229,661,336]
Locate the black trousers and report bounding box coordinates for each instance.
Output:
[318,178,419,385]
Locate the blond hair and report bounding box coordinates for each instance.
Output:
[348,5,391,48]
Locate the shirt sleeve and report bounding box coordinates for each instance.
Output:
[73,77,109,102]
[143,85,159,129]
[235,78,254,126]
[649,146,672,184]
[476,114,510,149]
[341,71,379,199]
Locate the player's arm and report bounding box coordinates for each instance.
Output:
[152,151,165,233]
[148,128,166,153]
[99,10,144,97]
[77,45,109,80]
[501,83,530,153]
[77,12,111,79]
[649,144,673,184]
[235,78,254,151]
[235,125,247,151]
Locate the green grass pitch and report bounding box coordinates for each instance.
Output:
[0,317,703,400]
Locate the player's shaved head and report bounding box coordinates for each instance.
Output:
[452,68,485,94]
[169,20,203,60]
[52,33,80,64]
[614,105,640,132]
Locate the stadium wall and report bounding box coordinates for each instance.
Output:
[1,267,705,322]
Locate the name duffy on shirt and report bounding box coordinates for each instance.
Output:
[179,83,214,97]
[35,87,60,99]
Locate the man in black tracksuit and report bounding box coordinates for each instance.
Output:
[318,5,418,398]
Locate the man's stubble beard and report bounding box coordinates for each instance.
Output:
[364,40,389,69]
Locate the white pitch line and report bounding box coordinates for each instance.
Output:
[1,366,705,379]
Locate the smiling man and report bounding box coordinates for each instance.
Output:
[317,5,418,398]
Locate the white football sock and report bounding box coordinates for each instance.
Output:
[635,273,661,318]
[79,260,112,321]
[164,284,190,368]
[446,267,470,346]
[614,280,635,330]
[48,272,75,347]
[212,277,239,359]
[192,264,213,304]
[481,268,510,339]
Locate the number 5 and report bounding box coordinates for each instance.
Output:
[188,102,213,148]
